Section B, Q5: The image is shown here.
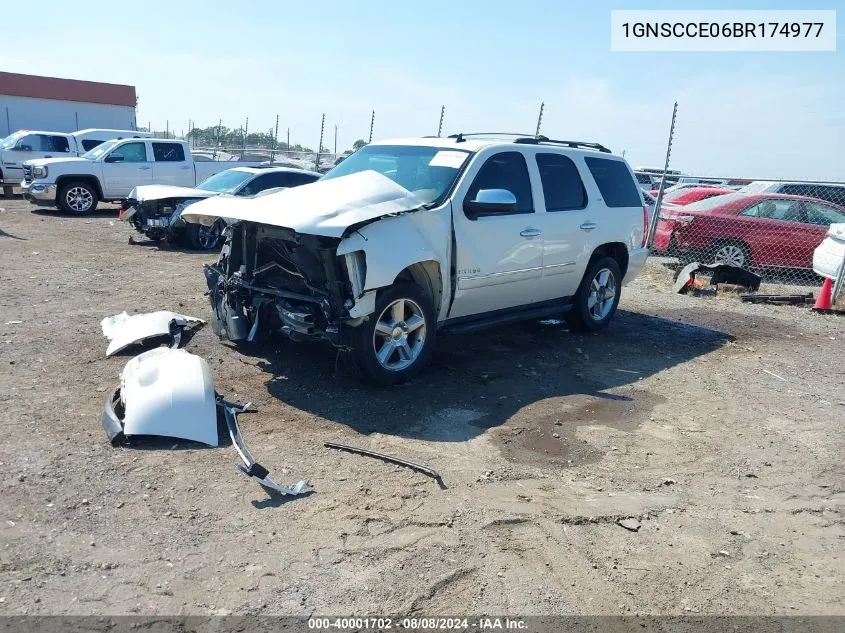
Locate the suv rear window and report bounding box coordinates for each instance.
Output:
[584,157,642,208]
[536,153,586,211]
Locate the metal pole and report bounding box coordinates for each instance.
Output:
[333,124,337,156]
[75,111,79,131]
[271,114,279,162]
[368,110,375,144]
[437,106,445,137]
[647,102,678,249]
[535,102,544,137]
[5,106,11,136]
[832,256,845,304]
[315,113,325,171]
[214,118,221,160]
[166,120,169,139]
[286,128,290,153]
[242,117,248,160]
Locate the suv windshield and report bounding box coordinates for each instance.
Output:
[321,144,470,204]
[196,169,253,193]
[0,132,25,150]
[81,139,120,160]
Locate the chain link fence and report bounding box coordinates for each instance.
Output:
[645,177,845,302]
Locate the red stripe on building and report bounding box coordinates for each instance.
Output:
[0,72,136,107]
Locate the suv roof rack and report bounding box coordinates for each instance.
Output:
[447,132,611,153]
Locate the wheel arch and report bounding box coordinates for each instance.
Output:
[589,242,629,278]
[391,261,443,315]
[56,175,103,200]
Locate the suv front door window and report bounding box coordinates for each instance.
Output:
[450,151,542,319]
[101,142,152,198]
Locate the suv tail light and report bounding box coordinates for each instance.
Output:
[641,205,649,247]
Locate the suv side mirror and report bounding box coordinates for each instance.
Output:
[465,189,517,218]
[105,153,125,163]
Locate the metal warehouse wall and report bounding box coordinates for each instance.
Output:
[0,96,137,136]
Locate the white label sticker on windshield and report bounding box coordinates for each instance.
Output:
[429,151,468,169]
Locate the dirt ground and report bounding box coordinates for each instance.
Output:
[0,198,843,617]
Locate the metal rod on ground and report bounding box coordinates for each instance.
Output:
[315,113,325,171]
[647,102,678,249]
[271,114,279,162]
[437,105,445,137]
[368,110,375,144]
[324,442,446,489]
[535,102,544,137]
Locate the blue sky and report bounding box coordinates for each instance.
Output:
[2,0,843,179]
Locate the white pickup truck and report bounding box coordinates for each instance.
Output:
[0,128,150,194]
[20,138,260,214]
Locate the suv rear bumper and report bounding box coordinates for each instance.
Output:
[623,247,649,285]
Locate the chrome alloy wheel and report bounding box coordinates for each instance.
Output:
[713,244,746,267]
[372,298,427,371]
[66,186,93,212]
[587,268,617,321]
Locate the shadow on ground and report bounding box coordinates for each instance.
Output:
[234,310,732,461]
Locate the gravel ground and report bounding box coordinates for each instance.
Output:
[0,199,842,616]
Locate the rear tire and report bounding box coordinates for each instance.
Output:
[184,220,223,250]
[58,181,98,215]
[565,256,622,332]
[710,240,751,268]
[348,282,437,385]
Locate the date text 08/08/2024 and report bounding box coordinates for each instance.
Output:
[307,617,528,630]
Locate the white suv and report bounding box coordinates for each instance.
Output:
[184,134,650,384]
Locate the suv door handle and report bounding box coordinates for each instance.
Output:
[180,165,191,170]
[44,155,53,158]
[580,222,597,231]
[138,166,152,171]
[520,228,542,238]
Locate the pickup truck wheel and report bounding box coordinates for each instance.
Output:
[184,220,223,250]
[349,282,436,385]
[565,256,622,332]
[58,182,98,215]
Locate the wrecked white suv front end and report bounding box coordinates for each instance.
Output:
[185,168,453,349]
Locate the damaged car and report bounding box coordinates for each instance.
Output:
[120,166,320,250]
[183,135,650,384]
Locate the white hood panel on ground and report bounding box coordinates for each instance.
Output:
[181,170,426,238]
[128,184,219,203]
[101,311,204,357]
[120,348,218,446]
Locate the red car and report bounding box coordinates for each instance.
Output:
[660,186,735,206]
[653,193,845,269]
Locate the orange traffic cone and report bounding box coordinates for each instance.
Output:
[815,278,833,310]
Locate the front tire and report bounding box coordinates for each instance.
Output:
[58,181,98,215]
[184,220,223,250]
[565,256,622,332]
[348,282,436,385]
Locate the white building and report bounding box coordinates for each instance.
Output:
[0,71,137,136]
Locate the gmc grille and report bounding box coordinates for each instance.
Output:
[22,165,33,182]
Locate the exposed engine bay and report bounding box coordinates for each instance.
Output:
[121,195,208,243]
[204,222,359,347]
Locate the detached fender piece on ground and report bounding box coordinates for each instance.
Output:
[101,311,204,357]
[102,347,219,446]
[101,347,311,497]
[673,262,762,294]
